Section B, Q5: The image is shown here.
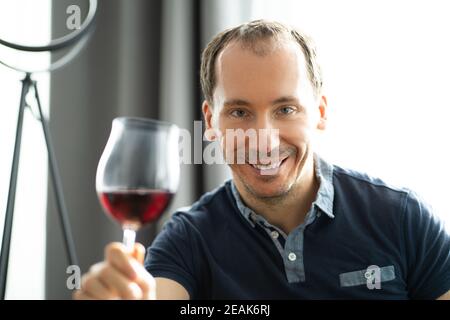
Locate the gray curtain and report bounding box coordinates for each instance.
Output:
[46,0,252,299]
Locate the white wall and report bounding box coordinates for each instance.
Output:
[0,0,51,299]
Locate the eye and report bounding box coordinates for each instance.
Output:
[230,109,248,118]
[277,106,296,115]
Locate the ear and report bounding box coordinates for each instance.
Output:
[202,100,216,141]
[316,95,328,131]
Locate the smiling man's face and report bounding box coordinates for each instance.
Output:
[203,39,327,200]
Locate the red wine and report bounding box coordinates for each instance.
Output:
[99,189,174,227]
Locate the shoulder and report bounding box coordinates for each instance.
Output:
[329,164,418,238]
[330,163,443,235]
[332,164,438,217]
[332,164,411,207]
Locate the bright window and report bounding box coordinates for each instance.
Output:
[0,0,51,299]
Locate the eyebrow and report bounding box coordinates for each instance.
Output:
[223,99,251,108]
[271,95,299,105]
[223,96,300,108]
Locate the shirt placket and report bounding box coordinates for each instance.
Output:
[279,208,318,283]
[250,207,319,283]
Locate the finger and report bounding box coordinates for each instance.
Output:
[105,243,137,280]
[73,290,95,300]
[129,259,156,299]
[81,274,117,300]
[97,264,143,299]
[132,243,146,264]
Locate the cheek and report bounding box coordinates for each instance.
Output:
[279,120,312,145]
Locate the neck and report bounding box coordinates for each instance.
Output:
[234,153,319,235]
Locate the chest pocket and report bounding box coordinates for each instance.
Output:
[339,265,396,288]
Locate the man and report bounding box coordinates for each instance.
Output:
[75,20,450,300]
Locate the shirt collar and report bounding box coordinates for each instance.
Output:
[313,153,335,218]
[230,153,335,227]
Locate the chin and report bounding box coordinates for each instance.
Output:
[245,181,293,199]
[232,156,297,199]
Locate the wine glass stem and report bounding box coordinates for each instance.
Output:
[123,227,136,252]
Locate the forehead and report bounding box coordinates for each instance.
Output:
[214,40,311,104]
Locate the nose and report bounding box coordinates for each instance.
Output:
[254,115,280,158]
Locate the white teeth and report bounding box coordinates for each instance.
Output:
[251,161,282,170]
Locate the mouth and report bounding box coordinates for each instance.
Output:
[247,156,289,175]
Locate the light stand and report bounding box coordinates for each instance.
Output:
[0,0,98,299]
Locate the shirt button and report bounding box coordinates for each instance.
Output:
[270,231,279,239]
[288,252,297,261]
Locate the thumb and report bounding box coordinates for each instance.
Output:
[132,243,146,264]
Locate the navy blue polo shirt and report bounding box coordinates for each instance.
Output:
[144,154,450,299]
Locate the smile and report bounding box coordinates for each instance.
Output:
[247,157,288,174]
[250,161,282,170]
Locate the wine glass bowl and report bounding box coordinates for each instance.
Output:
[98,189,174,228]
[96,117,180,250]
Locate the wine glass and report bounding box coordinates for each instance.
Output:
[96,117,180,251]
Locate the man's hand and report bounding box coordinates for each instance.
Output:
[73,242,156,300]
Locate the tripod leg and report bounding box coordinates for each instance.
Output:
[32,80,79,268]
[0,74,32,300]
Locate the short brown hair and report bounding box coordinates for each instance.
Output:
[200,19,323,104]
